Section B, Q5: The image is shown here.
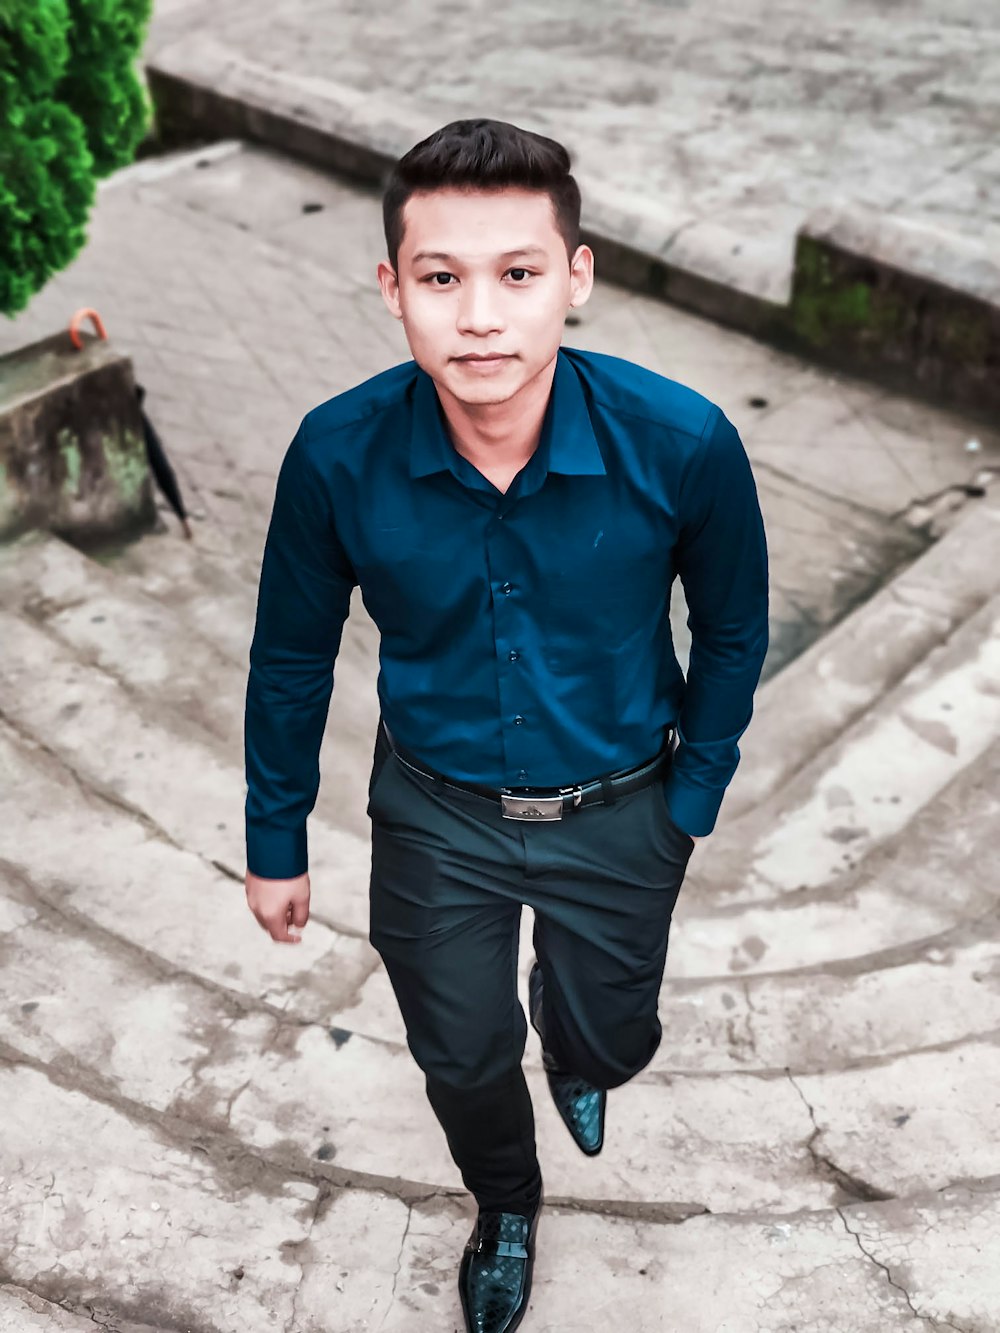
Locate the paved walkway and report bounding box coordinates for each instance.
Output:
[146,0,1000,302]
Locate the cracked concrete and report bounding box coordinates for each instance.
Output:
[837,1209,965,1332]
[787,1072,895,1207]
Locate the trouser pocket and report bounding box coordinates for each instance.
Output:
[367,718,396,815]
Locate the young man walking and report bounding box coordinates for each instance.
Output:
[244,118,769,1332]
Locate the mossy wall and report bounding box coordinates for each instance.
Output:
[789,237,999,416]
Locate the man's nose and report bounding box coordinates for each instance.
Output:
[456,282,504,333]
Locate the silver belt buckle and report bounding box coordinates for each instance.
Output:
[500,793,563,821]
[499,786,583,821]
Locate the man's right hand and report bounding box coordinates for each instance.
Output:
[245,870,311,944]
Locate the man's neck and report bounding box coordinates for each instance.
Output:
[435,354,557,469]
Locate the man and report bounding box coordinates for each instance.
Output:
[244,118,768,1332]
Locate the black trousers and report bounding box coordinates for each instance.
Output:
[366,717,695,1216]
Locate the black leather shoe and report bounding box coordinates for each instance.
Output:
[458,1198,541,1333]
[528,961,606,1156]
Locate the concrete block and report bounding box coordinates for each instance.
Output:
[0,332,156,545]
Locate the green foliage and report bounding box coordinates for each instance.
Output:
[60,0,155,177]
[0,0,153,319]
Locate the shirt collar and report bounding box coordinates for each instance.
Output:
[409,347,606,480]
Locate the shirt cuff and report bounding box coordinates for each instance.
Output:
[661,770,725,838]
[246,822,308,881]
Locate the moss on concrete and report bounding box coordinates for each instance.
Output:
[790,237,911,349]
[1,333,157,543]
[789,233,997,402]
[102,426,149,505]
[58,427,83,498]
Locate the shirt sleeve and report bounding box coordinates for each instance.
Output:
[244,417,356,879]
[663,405,770,837]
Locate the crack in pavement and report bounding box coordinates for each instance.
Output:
[785,1070,896,1205]
[379,1200,414,1332]
[284,1179,333,1333]
[0,1274,219,1333]
[0,1036,708,1226]
[836,1207,966,1332]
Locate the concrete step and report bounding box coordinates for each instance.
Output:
[2,542,997,980]
[4,527,382,842]
[669,734,1000,975]
[0,719,373,1020]
[346,901,1000,1078]
[693,583,1000,906]
[96,520,262,663]
[0,599,377,935]
[84,485,1000,874]
[2,582,998,1323]
[3,721,999,1218]
[0,727,824,1216]
[6,1043,995,1328]
[115,487,1000,874]
[4,547,997,1041]
[724,486,1000,821]
[0,730,821,1221]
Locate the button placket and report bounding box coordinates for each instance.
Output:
[488,506,534,779]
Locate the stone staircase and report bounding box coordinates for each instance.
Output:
[2,485,999,1331]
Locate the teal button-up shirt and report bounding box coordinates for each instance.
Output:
[245,345,769,879]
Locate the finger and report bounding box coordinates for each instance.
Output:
[290,900,309,929]
[267,917,301,944]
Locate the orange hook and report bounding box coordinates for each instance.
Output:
[68,307,108,350]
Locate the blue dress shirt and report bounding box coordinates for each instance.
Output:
[245,345,769,879]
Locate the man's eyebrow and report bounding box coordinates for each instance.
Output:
[410,246,549,265]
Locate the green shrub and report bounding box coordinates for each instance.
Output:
[0,0,153,319]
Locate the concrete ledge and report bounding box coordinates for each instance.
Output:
[0,332,156,547]
[722,485,1000,823]
[142,40,792,343]
[788,204,1000,417]
[143,35,1000,419]
[145,49,789,341]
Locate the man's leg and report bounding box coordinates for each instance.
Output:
[523,775,695,1093]
[367,723,542,1216]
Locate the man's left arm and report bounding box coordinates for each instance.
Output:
[665,406,770,839]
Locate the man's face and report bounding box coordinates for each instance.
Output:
[377,187,593,408]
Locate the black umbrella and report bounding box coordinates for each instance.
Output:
[135,382,193,539]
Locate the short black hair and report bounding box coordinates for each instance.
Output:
[382,118,581,272]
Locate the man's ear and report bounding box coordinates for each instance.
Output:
[377,260,403,320]
[568,244,595,310]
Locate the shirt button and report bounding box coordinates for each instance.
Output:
[518,769,528,781]
[500,581,512,594]
[513,715,525,726]
[509,649,520,661]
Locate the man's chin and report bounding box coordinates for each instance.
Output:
[443,364,523,403]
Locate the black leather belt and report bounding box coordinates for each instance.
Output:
[381,718,673,821]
